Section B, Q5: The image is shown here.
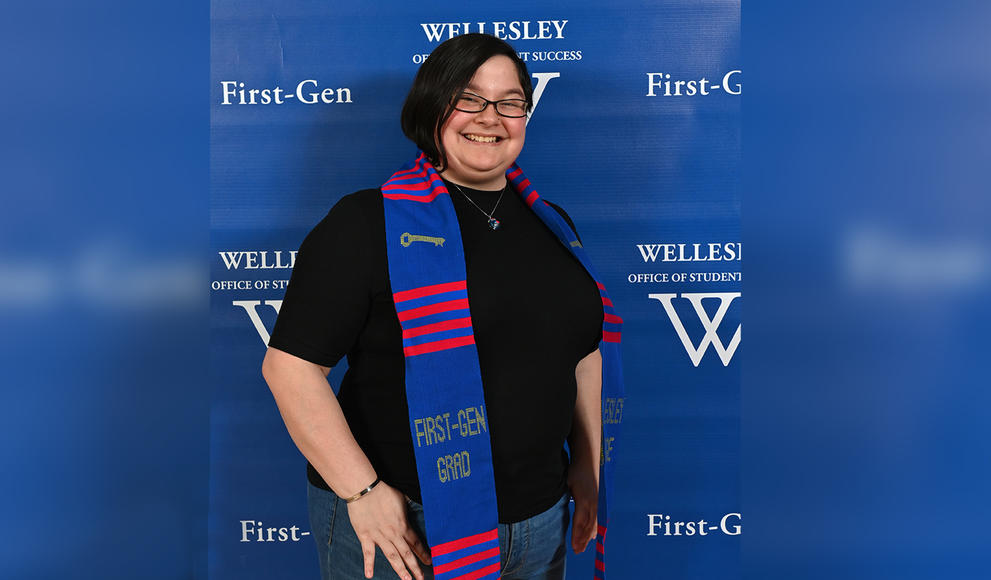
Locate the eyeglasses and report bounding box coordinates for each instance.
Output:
[453,91,529,118]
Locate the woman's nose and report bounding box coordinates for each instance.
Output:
[475,103,500,123]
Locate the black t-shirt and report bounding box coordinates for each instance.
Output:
[269,181,603,523]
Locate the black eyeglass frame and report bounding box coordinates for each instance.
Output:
[452,91,530,118]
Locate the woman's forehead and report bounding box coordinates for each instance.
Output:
[464,56,524,97]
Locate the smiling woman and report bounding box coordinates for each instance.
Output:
[437,55,527,190]
[262,33,623,580]
[399,35,533,188]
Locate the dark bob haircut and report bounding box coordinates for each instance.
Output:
[401,33,532,171]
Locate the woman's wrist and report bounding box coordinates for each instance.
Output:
[343,476,382,503]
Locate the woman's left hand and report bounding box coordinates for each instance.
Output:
[568,460,598,553]
[569,348,602,553]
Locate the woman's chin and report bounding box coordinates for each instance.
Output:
[444,166,510,189]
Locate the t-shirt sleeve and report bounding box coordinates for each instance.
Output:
[268,193,374,368]
[544,200,582,244]
[545,200,600,357]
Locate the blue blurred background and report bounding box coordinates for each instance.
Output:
[743,1,990,579]
[1,2,208,579]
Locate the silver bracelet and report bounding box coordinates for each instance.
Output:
[343,478,381,503]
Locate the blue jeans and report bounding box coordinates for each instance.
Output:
[308,481,569,579]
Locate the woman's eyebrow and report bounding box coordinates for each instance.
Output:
[466,84,525,98]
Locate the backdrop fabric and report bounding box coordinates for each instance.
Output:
[210,2,740,578]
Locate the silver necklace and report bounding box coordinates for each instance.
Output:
[451,182,506,231]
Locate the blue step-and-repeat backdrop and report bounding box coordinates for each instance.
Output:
[210,1,739,578]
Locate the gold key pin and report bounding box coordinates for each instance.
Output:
[400,232,446,247]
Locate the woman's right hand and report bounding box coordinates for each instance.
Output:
[345,481,432,580]
[262,348,429,577]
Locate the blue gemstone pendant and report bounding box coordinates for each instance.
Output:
[488,218,501,230]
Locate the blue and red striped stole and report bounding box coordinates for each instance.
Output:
[382,153,624,579]
[394,280,474,357]
[506,162,624,579]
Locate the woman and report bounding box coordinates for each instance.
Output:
[263,33,622,580]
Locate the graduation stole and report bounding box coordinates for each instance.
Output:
[381,152,624,580]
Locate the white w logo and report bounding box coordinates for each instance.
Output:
[527,72,559,125]
[648,292,741,367]
[232,299,283,345]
